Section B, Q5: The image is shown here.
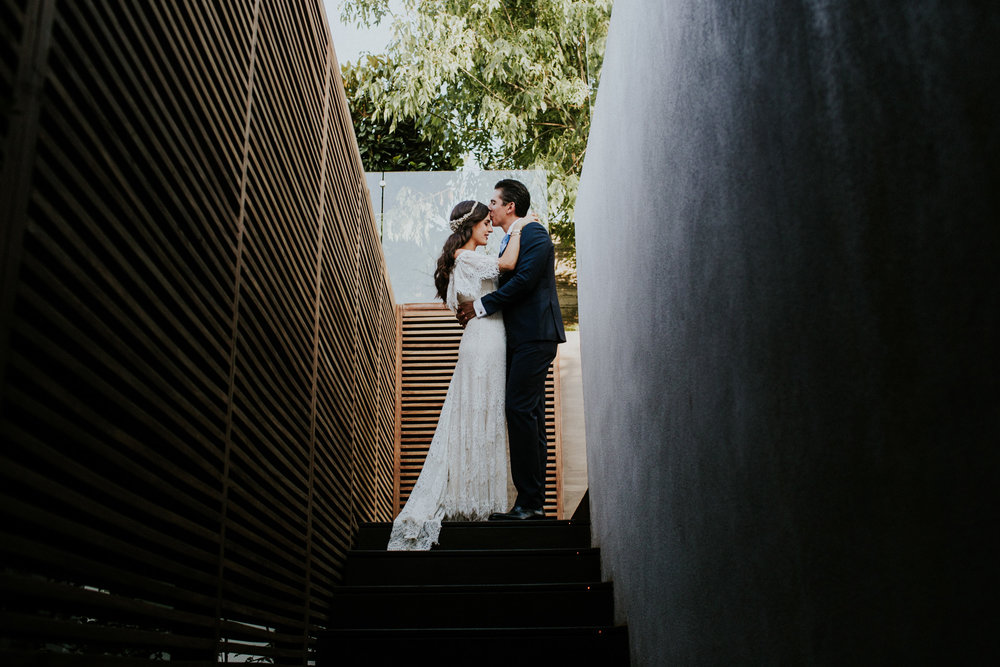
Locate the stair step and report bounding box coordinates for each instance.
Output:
[330,582,613,628]
[344,548,602,585]
[356,519,591,550]
[321,510,627,666]
[317,625,630,666]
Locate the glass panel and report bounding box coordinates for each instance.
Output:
[373,169,548,304]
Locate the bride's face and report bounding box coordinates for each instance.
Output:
[470,215,493,246]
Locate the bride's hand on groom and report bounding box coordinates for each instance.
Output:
[456,301,475,328]
[514,211,539,231]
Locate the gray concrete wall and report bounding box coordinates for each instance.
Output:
[575,1,998,663]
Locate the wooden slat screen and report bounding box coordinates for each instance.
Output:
[394,303,562,519]
[0,0,18,179]
[0,1,395,663]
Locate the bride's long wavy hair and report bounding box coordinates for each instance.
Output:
[434,200,489,303]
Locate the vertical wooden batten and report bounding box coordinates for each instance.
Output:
[392,303,405,519]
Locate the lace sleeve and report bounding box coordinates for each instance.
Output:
[446,252,499,312]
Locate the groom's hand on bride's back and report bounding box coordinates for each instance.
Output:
[456,301,475,328]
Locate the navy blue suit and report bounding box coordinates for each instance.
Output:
[481,222,565,510]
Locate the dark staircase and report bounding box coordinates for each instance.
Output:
[318,517,629,665]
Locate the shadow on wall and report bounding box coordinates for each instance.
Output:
[576,1,998,664]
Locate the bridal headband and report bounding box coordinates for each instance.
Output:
[449,202,483,232]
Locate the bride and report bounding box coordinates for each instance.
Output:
[387,200,525,550]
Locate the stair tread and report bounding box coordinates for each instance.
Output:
[335,581,611,593]
[349,546,599,556]
[359,519,588,528]
[324,625,627,635]
[318,625,630,665]
[330,585,613,628]
[355,521,592,550]
[344,546,601,585]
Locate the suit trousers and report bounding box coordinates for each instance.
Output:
[505,340,558,510]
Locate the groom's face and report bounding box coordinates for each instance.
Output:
[488,189,515,226]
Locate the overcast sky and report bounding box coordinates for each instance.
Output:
[321,0,399,66]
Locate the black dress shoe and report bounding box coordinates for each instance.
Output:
[488,507,517,521]
[489,506,545,521]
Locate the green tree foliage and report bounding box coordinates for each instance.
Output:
[342,55,465,171]
[340,0,612,255]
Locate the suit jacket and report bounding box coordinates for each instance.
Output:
[481,221,566,347]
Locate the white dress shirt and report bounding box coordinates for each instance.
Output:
[472,227,513,318]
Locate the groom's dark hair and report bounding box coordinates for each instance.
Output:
[495,179,530,217]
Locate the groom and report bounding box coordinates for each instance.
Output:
[457,179,566,520]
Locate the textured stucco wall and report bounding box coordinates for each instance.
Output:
[576,1,998,663]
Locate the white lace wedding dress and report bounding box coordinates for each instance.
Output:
[387,251,513,550]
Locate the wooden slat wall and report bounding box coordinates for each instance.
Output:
[0,0,19,181]
[394,303,562,519]
[0,1,394,663]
